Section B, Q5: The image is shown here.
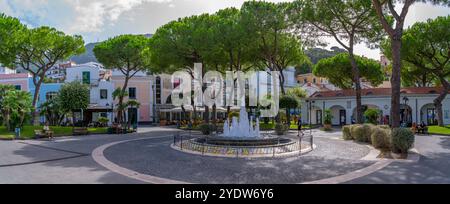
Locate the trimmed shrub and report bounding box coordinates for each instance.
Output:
[199,124,214,135]
[391,128,415,154]
[371,128,391,150]
[362,124,376,143]
[351,125,366,142]
[275,123,288,135]
[378,125,390,130]
[351,124,374,143]
[342,125,353,140]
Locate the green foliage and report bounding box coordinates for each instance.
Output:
[280,96,299,109]
[342,125,353,140]
[0,20,85,110]
[39,97,67,126]
[0,14,26,67]
[351,124,375,143]
[275,123,289,135]
[391,128,415,154]
[324,109,333,125]
[58,82,89,113]
[371,128,391,150]
[98,117,109,126]
[364,109,380,125]
[0,90,33,131]
[304,47,347,65]
[199,124,215,135]
[228,111,240,120]
[286,87,307,102]
[94,34,151,73]
[314,53,384,89]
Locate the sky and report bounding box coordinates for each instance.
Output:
[1,0,449,60]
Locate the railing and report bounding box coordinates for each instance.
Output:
[173,131,314,158]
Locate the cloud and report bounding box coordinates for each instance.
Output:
[65,0,172,33]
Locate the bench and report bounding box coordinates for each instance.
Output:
[34,130,54,139]
[73,127,89,136]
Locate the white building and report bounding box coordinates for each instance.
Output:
[66,62,114,125]
[302,87,450,126]
[0,66,16,74]
[45,61,75,82]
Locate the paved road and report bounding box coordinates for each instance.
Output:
[0,127,449,184]
[347,135,450,184]
[0,127,177,184]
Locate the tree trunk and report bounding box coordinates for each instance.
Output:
[118,77,130,124]
[32,79,44,126]
[5,111,10,131]
[390,37,403,128]
[286,108,291,126]
[348,53,364,124]
[434,78,449,127]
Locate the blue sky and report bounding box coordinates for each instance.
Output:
[1,0,449,60]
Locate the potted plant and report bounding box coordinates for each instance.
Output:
[323,109,333,131]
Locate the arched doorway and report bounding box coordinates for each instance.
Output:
[352,104,382,124]
[330,105,346,126]
[420,103,438,125]
[399,104,413,126]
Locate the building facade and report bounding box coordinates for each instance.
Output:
[112,71,154,125]
[302,87,450,126]
[66,63,114,125]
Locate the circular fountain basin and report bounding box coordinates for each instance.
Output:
[197,136,291,146]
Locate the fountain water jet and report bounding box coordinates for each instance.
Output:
[221,106,261,138]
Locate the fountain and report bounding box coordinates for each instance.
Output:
[221,106,261,138]
[172,104,314,157]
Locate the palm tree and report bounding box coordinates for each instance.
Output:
[1,90,32,131]
[112,88,128,124]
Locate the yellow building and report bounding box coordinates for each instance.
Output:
[296,73,329,85]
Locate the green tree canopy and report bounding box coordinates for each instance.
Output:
[314,53,384,89]
[291,0,385,124]
[1,18,86,125]
[241,1,306,94]
[58,82,89,126]
[382,15,450,126]
[0,14,26,67]
[94,34,151,123]
[371,0,450,127]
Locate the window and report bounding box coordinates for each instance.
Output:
[14,85,21,90]
[303,79,307,84]
[46,92,58,100]
[313,78,317,84]
[129,87,137,99]
[82,71,90,84]
[100,89,108,99]
[445,110,450,119]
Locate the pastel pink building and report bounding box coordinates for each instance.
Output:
[112,72,154,125]
[0,73,31,91]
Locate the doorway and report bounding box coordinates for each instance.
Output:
[316,110,322,125]
[128,108,138,126]
[339,110,346,126]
